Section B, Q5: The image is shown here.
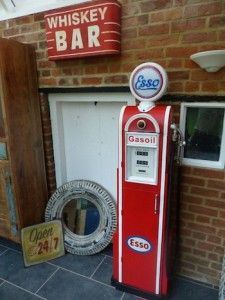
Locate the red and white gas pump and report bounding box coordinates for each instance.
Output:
[112,63,184,299]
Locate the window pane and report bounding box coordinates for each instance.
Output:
[184,107,224,161]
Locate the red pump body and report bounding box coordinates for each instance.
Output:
[112,104,174,299]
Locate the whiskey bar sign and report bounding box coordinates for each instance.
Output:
[45,0,121,60]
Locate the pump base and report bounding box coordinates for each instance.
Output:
[111,277,168,300]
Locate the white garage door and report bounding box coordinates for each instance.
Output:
[49,92,134,200]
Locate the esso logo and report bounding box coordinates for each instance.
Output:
[127,236,152,253]
[128,135,150,144]
[129,62,168,102]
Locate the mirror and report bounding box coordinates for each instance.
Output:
[62,198,100,236]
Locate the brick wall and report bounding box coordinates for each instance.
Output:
[179,166,225,286]
[0,0,224,287]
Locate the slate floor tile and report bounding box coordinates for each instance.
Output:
[92,256,113,285]
[123,293,146,300]
[0,237,21,251]
[38,268,123,300]
[0,282,46,300]
[170,277,218,300]
[0,250,57,293]
[0,245,7,254]
[50,252,105,277]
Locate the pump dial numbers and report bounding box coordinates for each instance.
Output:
[136,151,148,156]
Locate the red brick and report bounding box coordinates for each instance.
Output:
[196,215,210,224]
[181,212,195,221]
[104,75,128,84]
[122,4,140,16]
[122,39,146,50]
[59,68,71,76]
[20,23,40,33]
[135,49,165,60]
[219,211,225,218]
[151,8,182,22]
[168,71,189,80]
[140,0,171,13]
[182,175,205,187]
[122,28,138,39]
[182,32,217,44]
[171,18,206,33]
[139,23,169,36]
[192,68,225,80]
[183,238,196,247]
[168,82,184,93]
[207,235,222,245]
[58,78,74,86]
[219,30,225,41]
[184,2,222,18]
[123,16,138,28]
[205,199,225,209]
[187,222,216,234]
[15,15,34,25]
[147,35,180,47]
[96,65,108,73]
[207,179,225,190]
[193,249,207,257]
[192,168,224,179]
[208,253,219,262]
[122,63,135,73]
[183,255,209,267]
[39,77,57,86]
[212,219,225,228]
[201,82,219,93]
[185,82,200,92]
[81,77,102,85]
[182,194,203,205]
[218,229,225,238]
[211,262,222,271]
[191,186,219,198]
[3,28,20,37]
[167,59,183,68]
[197,241,217,252]
[166,47,198,58]
[209,16,225,28]
[34,13,45,22]
[180,261,196,270]
[189,205,218,217]
[192,231,206,240]
[197,266,218,277]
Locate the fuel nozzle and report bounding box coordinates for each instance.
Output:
[171,123,186,164]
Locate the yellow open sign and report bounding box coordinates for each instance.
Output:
[21,220,65,267]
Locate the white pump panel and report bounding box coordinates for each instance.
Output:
[125,132,159,185]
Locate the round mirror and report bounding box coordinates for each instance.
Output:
[45,180,117,255]
[62,198,100,236]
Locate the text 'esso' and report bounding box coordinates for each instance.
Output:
[127,236,152,253]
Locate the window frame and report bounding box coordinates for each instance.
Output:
[180,102,225,169]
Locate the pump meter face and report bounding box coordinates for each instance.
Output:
[126,132,158,184]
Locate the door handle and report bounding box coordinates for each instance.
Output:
[154,194,159,214]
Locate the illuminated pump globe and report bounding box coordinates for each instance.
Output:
[129,62,168,103]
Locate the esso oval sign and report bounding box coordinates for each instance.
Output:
[129,62,168,102]
[127,236,152,253]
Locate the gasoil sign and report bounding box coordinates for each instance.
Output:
[44,0,121,60]
[21,220,65,267]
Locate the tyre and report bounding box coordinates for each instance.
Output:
[45,180,117,255]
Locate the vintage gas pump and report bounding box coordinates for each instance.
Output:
[112,63,184,299]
